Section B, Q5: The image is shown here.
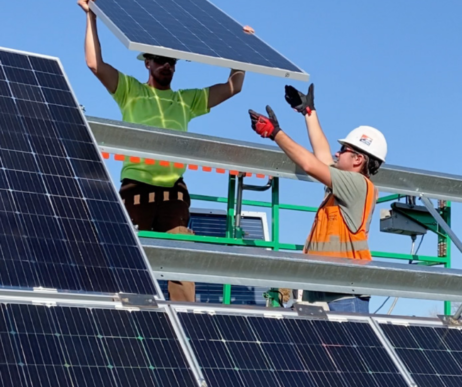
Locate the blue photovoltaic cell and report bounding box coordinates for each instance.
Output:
[0,48,157,296]
[0,303,196,387]
[178,312,409,387]
[93,0,304,74]
[380,323,462,386]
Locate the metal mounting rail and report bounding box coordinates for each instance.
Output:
[142,238,462,302]
[88,116,462,202]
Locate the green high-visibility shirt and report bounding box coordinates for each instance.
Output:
[110,71,210,187]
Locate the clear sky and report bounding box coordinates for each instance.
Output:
[2,0,462,317]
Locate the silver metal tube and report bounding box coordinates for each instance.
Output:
[88,116,462,203]
[142,238,462,302]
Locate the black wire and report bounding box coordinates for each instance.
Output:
[409,234,425,265]
[373,297,390,314]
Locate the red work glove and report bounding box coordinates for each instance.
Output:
[248,105,281,140]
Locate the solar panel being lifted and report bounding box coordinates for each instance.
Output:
[89,0,309,81]
[0,47,159,296]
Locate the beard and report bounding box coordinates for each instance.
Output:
[153,71,173,87]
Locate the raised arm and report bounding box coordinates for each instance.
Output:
[284,84,334,166]
[78,0,119,94]
[248,106,332,188]
[207,69,245,109]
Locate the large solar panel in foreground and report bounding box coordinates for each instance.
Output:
[0,47,158,296]
[90,0,308,81]
[178,311,409,387]
[380,322,462,386]
[0,303,196,386]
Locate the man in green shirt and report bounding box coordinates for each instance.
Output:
[79,0,245,302]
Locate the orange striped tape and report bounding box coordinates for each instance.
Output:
[105,153,266,179]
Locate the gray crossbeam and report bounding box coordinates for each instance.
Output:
[88,116,462,202]
[142,238,462,302]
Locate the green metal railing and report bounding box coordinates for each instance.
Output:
[140,174,452,312]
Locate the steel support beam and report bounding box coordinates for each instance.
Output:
[88,116,462,202]
[142,238,462,302]
[420,194,462,254]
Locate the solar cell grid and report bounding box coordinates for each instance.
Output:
[178,311,409,387]
[0,47,158,296]
[91,0,308,80]
[380,323,462,386]
[0,303,197,387]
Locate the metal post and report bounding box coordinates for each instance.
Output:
[440,201,452,315]
[226,174,236,239]
[271,177,281,308]
[235,173,245,235]
[272,177,280,249]
[223,174,236,305]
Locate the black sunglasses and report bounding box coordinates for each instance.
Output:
[147,56,177,66]
[339,145,358,155]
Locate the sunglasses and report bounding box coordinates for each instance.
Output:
[338,145,359,155]
[149,56,177,66]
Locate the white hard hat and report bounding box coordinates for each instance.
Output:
[338,126,387,162]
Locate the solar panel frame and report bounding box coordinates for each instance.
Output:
[0,46,163,298]
[89,0,309,81]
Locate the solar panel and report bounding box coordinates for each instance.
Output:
[379,322,462,386]
[177,311,409,387]
[0,47,159,296]
[89,0,309,81]
[157,211,269,306]
[0,303,197,386]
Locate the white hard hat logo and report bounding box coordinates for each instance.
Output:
[359,134,373,146]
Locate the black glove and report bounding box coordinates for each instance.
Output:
[248,105,281,141]
[284,83,315,116]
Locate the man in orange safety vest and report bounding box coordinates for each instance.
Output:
[248,84,387,313]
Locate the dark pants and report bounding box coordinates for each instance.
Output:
[119,178,195,302]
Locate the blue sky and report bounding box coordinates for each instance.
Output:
[2,0,462,317]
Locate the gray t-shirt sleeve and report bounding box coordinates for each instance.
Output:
[329,167,368,233]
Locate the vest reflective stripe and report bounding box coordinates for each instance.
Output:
[307,239,370,254]
[304,176,377,260]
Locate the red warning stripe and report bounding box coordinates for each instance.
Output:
[159,160,170,167]
[114,154,125,161]
[129,156,141,163]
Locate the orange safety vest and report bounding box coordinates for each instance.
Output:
[304,176,377,260]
